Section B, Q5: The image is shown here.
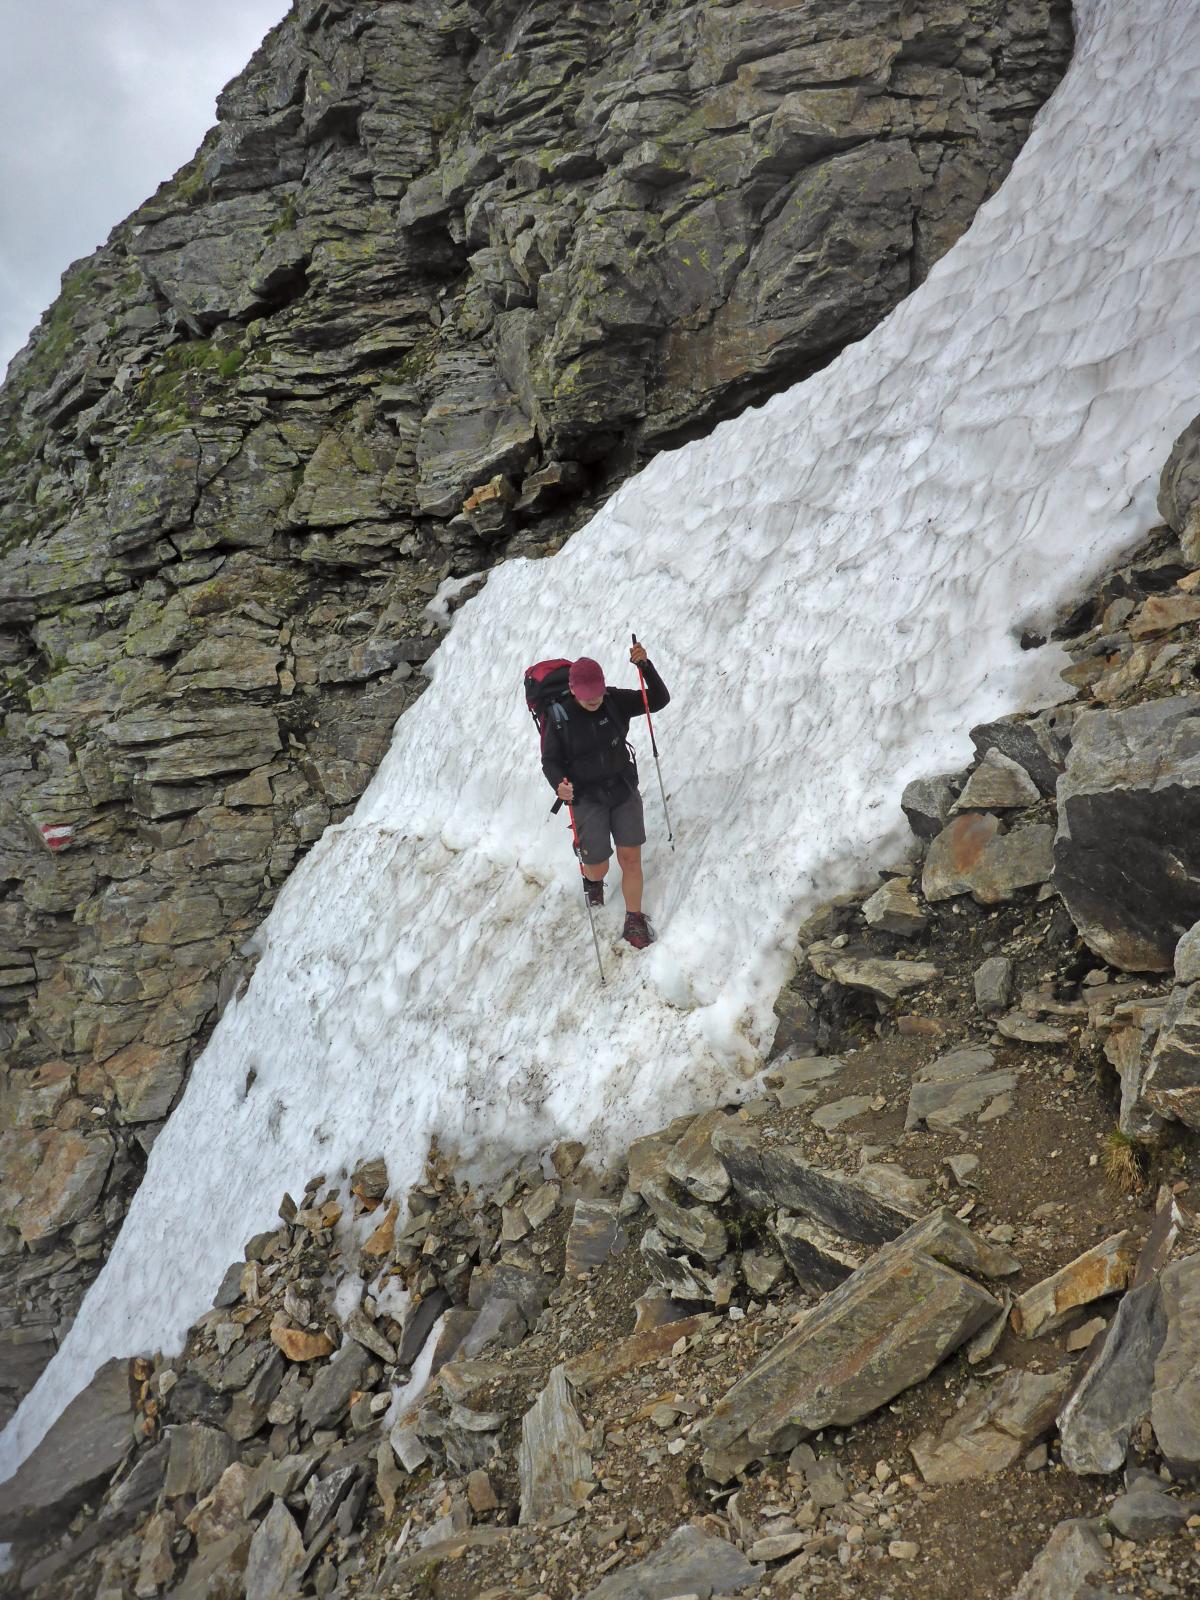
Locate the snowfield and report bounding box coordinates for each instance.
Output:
[5,0,1200,1474]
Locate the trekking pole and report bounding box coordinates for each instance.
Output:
[567,802,606,985]
[631,633,674,850]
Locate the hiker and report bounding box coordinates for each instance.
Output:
[540,640,670,950]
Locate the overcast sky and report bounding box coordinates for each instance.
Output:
[0,0,292,376]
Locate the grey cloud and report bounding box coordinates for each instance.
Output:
[0,0,292,374]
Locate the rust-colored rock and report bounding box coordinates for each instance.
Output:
[361,1201,398,1257]
[270,1326,335,1362]
[1010,1232,1138,1339]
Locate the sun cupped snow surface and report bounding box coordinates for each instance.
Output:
[5,0,1200,1473]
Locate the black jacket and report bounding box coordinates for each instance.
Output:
[541,659,670,802]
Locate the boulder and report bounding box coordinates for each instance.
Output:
[697,1212,1005,1480]
[641,1181,727,1263]
[664,1109,736,1203]
[299,1341,370,1431]
[901,773,959,841]
[581,1523,762,1600]
[970,710,1073,797]
[164,1423,237,1500]
[1151,1251,1200,1475]
[1143,981,1200,1128]
[1008,1518,1108,1600]
[911,1368,1071,1484]
[1058,1196,1185,1475]
[1158,413,1200,563]
[170,1525,254,1600]
[0,1359,134,1539]
[713,1127,917,1245]
[1053,697,1200,970]
[1108,1472,1192,1540]
[923,815,1054,904]
[244,1498,305,1600]
[952,749,1041,812]
[862,877,927,936]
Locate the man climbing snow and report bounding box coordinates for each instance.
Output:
[541,641,670,950]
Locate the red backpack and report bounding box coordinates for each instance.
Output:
[523,659,574,749]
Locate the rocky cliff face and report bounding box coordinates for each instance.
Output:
[0,0,1070,1422]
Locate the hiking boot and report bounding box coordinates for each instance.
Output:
[622,911,654,949]
[584,877,604,909]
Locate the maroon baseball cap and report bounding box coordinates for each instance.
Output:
[569,658,605,699]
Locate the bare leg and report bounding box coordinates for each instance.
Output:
[615,845,643,913]
[582,859,609,883]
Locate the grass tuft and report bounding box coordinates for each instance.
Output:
[1102,1129,1146,1194]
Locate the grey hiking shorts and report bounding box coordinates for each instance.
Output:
[574,784,646,865]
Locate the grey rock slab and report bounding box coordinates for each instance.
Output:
[0,1358,134,1539]
[565,1198,628,1276]
[224,1348,284,1441]
[911,1367,1072,1484]
[102,1437,169,1522]
[1008,1518,1108,1600]
[902,773,959,842]
[302,1463,357,1544]
[905,1047,1018,1131]
[1151,1251,1200,1474]
[299,1341,370,1432]
[398,1286,452,1368]
[810,1094,873,1130]
[467,1254,554,1324]
[165,1423,237,1500]
[898,1209,1021,1279]
[625,1123,690,1196]
[975,956,1016,1015]
[1174,920,1200,982]
[953,748,1042,812]
[1158,412,1200,564]
[170,1526,254,1600]
[1143,980,1200,1128]
[581,1522,763,1600]
[136,1507,177,1595]
[243,1453,315,1521]
[518,1364,591,1526]
[343,1306,397,1364]
[1107,1481,1191,1540]
[807,941,940,1002]
[996,1011,1069,1045]
[245,1498,305,1600]
[1058,1194,1185,1475]
[697,1211,1002,1480]
[856,1160,931,1214]
[862,877,927,936]
[762,1056,843,1110]
[1053,696,1200,971]
[713,1127,916,1245]
[459,1296,524,1359]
